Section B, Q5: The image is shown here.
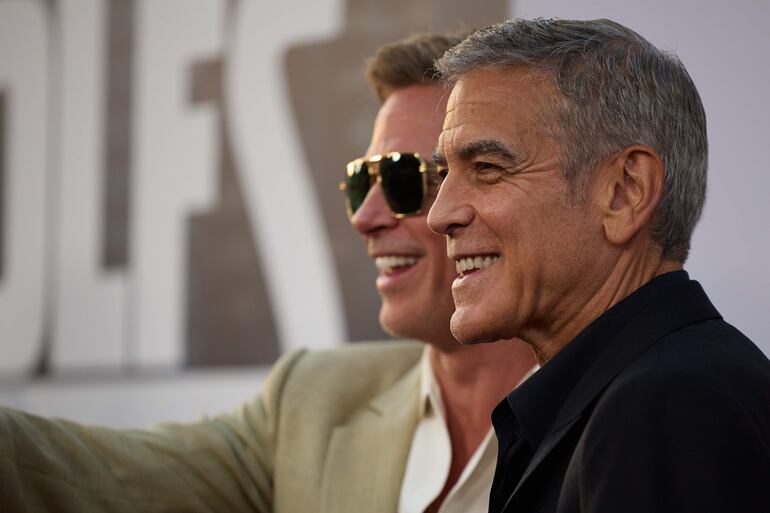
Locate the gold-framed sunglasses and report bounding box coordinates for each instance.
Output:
[339,152,436,218]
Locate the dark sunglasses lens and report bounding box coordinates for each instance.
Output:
[346,161,371,214]
[379,154,423,214]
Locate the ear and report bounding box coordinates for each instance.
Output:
[599,145,665,247]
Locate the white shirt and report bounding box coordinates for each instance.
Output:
[398,347,538,513]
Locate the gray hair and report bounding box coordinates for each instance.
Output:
[436,18,707,262]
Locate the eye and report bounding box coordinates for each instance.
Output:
[474,161,501,172]
[427,170,446,195]
[471,161,508,184]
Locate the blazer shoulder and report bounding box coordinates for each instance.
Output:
[573,358,770,513]
[596,345,770,447]
[269,340,423,412]
[621,318,770,411]
[287,340,423,381]
[651,317,769,369]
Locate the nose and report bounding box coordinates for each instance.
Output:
[350,182,398,236]
[427,171,473,237]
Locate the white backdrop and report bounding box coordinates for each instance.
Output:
[0,0,767,427]
[0,0,348,426]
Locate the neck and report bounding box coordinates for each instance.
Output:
[525,247,682,364]
[427,338,536,500]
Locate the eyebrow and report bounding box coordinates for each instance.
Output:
[458,139,518,164]
[433,139,519,168]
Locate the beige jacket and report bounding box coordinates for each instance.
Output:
[0,341,424,512]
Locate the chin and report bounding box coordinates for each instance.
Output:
[379,305,417,340]
[449,310,502,345]
[449,327,498,345]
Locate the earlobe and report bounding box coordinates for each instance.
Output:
[601,146,664,247]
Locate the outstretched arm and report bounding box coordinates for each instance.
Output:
[0,349,306,513]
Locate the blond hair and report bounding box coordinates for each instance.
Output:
[365,32,467,103]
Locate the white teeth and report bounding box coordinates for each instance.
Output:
[455,255,500,276]
[375,255,419,271]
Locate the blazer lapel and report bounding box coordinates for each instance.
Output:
[503,279,721,511]
[500,414,584,512]
[321,362,421,513]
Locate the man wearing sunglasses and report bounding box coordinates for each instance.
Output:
[338,33,536,513]
[0,33,536,513]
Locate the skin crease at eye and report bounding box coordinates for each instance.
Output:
[434,122,557,191]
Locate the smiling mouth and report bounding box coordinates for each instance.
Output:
[455,254,500,277]
[375,255,420,275]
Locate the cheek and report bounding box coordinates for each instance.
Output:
[405,218,454,289]
[432,253,456,296]
[418,229,450,271]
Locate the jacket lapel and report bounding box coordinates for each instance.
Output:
[500,414,584,512]
[503,279,721,511]
[321,362,421,513]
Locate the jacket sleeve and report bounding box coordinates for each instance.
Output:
[0,349,306,513]
[571,369,770,513]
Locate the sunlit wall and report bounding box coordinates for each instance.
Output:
[0,0,766,426]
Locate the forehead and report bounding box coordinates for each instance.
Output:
[439,66,556,156]
[366,84,448,158]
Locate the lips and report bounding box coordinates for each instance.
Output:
[454,254,499,277]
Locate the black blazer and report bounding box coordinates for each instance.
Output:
[499,275,770,513]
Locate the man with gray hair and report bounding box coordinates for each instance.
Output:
[428,18,770,512]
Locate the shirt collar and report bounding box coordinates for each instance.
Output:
[420,346,539,421]
[499,270,691,452]
[419,345,446,419]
